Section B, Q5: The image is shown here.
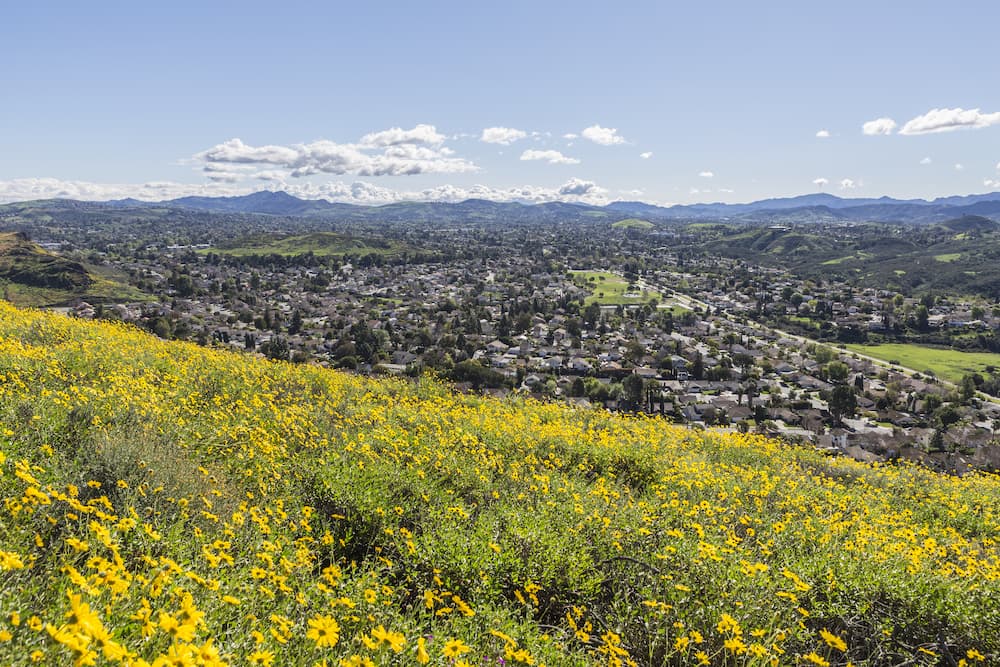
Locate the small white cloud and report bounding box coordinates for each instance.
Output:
[899,107,1000,135]
[816,129,830,138]
[862,117,897,136]
[581,124,626,145]
[359,124,445,147]
[699,171,714,178]
[558,178,605,196]
[813,177,829,188]
[519,149,580,165]
[480,127,528,145]
[839,178,856,190]
[955,163,964,171]
[639,151,653,159]
[920,157,932,165]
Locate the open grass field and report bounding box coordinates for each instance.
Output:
[202,231,411,258]
[0,303,999,665]
[846,342,1000,383]
[610,219,654,230]
[570,270,662,306]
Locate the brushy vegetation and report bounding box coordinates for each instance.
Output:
[0,302,998,666]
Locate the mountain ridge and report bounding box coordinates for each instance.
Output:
[8,189,1000,225]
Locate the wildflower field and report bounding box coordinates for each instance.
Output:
[0,302,998,666]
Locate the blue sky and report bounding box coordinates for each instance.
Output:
[2,0,999,205]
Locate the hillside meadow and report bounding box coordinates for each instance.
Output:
[0,302,998,666]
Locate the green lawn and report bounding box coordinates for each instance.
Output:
[846,342,1000,383]
[569,270,661,305]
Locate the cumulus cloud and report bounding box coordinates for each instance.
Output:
[639,152,653,159]
[480,127,528,145]
[813,177,829,188]
[899,107,1000,135]
[0,178,247,203]
[815,130,830,138]
[358,123,445,147]
[839,178,857,190]
[699,171,714,178]
[581,124,626,145]
[195,129,477,178]
[558,178,605,196]
[519,149,580,165]
[0,177,613,207]
[862,117,897,136]
[920,157,932,165]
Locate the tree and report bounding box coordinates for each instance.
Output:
[825,361,850,383]
[828,384,856,424]
[622,374,645,411]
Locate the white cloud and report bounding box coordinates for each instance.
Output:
[0,177,613,206]
[954,163,964,171]
[558,178,605,197]
[195,132,477,178]
[899,107,1000,135]
[639,152,653,159]
[813,177,829,187]
[196,138,299,165]
[581,124,626,145]
[358,123,445,147]
[862,117,897,136]
[815,130,830,138]
[480,127,528,145]
[519,149,580,165]
[920,157,932,165]
[839,178,857,190]
[699,171,714,178]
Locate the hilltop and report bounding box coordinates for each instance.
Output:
[0,303,998,665]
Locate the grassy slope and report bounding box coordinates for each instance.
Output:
[846,342,1000,383]
[0,303,998,666]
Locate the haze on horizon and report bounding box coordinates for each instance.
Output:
[2,0,999,207]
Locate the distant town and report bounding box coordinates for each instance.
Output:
[4,197,998,475]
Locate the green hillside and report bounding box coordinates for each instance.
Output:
[0,303,998,666]
[0,232,144,307]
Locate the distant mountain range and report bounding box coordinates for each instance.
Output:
[14,189,1000,225]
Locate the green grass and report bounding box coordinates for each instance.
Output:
[934,252,962,263]
[202,231,411,257]
[846,342,1000,383]
[569,270,662,305]
[822,252,873,265]
[610,218,654,230]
